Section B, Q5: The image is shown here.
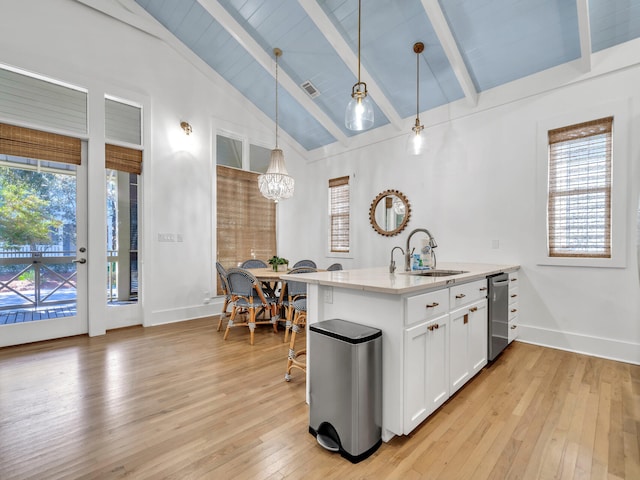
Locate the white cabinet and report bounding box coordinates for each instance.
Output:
[403,313,449,433]
[508,271,519,343]
[449,298,488,394]
[403,278,488,433]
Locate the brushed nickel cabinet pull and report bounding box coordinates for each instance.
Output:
[425,302,439,308]
[455,293,466,299]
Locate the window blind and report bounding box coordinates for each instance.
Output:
[547,117,612,258]
[0,122,81,165]
[329,176,350,253]
[0,66,87,135]
[216,166,276,292]
[105,98,142,146]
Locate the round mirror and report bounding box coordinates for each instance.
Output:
[369,189,411,237]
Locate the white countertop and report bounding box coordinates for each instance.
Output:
[280,262,519,295]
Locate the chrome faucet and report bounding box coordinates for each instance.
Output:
[389,246,405,273]
[405,228,438,271]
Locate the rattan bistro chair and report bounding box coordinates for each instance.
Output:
[224,268,279,345]
[280,267,315,382]
[292,259,316,268]
[215,262,233,332]
[240,259,268,268]
[279,266,316,343]
[285,296,308,382]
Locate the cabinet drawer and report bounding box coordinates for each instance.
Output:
[406,289,449,325]
[509,305,519,322]
[509,271,519,291]
[509,286,519,305]
[450,279,487,309]
[508,322,519,343]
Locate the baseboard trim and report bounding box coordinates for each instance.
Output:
[517,324,640,365]
[150,298,223,326]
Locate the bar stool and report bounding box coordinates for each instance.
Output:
[285,297,307,382]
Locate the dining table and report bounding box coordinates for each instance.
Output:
[245,267,289,299]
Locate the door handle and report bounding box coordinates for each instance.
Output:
[73,258,87,264]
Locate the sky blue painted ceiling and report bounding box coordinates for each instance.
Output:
[135,0,640,153]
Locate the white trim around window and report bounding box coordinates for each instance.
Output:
[536,99,629,268]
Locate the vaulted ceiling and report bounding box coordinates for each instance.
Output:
[133,0,640,153]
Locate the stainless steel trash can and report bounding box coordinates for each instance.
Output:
[308,319,382,463]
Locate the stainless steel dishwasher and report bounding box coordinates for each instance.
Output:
[488,272,509,361]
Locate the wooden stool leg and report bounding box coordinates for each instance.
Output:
[224,305,237,340]
[217,297,229,331]
[285,310,306,382]
[284,304,294,343]
[249,307,256,345]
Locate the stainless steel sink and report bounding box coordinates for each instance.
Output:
[407,269,468,277]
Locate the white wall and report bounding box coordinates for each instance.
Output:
[1,0,638,363]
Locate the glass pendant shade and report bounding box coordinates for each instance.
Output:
[258,148,294,203]
[345,84,374,131]
[406,121,425,155]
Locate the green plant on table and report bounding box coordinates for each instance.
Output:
[268,255,289,271]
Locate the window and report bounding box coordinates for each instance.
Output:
[328,176,350,253]
[547,117,612,258]
[216,166,276,292]
[105,146,141,304]
[105,97,142,305]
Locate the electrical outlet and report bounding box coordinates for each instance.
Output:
[491,239,500,249]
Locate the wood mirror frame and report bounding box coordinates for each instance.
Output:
[369,189,411,237]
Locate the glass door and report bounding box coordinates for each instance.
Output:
[0,152,87,346]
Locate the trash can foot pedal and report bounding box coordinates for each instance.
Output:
[316,433,340,452]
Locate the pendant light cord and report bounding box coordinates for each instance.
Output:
[275,50,279,148]
[415,47,419,121]
[357,0,361,84]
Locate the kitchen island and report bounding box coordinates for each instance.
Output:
[281,262,520,442]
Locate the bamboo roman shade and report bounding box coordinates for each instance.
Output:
[547,116,612,258]
[216,165,276,279]
[329,175,350,253]
[0,123,81,165]
[105,144,142,174]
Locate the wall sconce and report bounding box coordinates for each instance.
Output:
[180,121,192,135]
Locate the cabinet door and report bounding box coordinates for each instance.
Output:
[427,315,449,413]
[449,306,470,394]
[468,298,488,375]
[404,321,430,433]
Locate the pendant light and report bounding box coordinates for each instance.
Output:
[258,48,294,202]
[345,0,374,131]
[407,42,426,156]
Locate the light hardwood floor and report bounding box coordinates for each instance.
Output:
[0,317,638,479]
